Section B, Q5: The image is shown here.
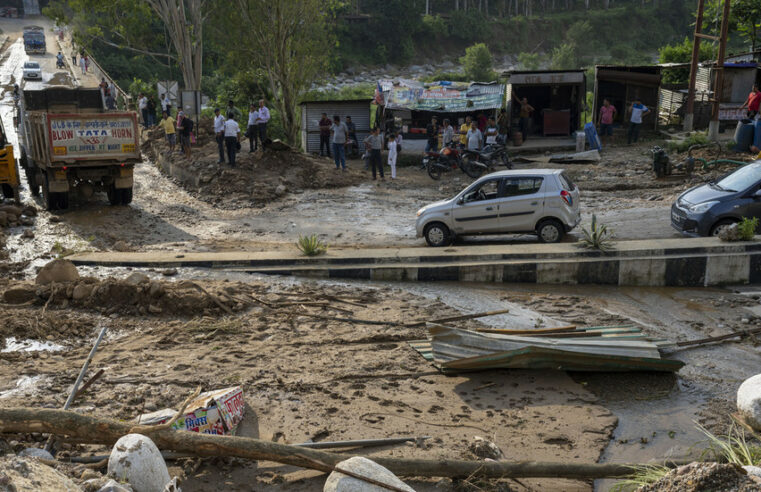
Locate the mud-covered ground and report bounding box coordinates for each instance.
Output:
[0,273,625,491]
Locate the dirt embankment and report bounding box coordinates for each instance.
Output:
[141,117,367,209]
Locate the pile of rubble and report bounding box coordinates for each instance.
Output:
[141,117,365,209]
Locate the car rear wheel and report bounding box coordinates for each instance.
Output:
[537,219,564,243]
[710,218,738,237]
[424,222,451,247]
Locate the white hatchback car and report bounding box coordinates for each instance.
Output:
[416,169,581,246]
[22,61,41,80]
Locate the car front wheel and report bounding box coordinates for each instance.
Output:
[710,218,738,237]
[537,219,564,243]
[424,222,451,247]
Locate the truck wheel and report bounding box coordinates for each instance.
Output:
[107,184,120,205]
[1,184,12,199]
[57,192,69,210]
[42,175,58,211]
[120,187,133,205]
[25,162,40,197]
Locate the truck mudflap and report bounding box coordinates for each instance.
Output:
[114,176,133,189]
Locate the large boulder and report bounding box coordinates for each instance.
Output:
[36,259,80,285]
[3,284,37,304]
[738,374,761,431]
[323,456,415,492]
[107,434,171,492]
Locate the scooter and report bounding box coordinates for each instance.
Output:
[56,58,65,69]
[423,141,466,180]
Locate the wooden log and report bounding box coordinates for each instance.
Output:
[0,408,642,479]
[675,326,761,348]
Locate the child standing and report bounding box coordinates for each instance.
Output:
[387,132,398,180]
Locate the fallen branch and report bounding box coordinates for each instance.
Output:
[290,309,511,328]
[405,309,511,328]
[0,408,644,479]
[191,282,234,315]
[73,369,105,399]
[675,326,761,348]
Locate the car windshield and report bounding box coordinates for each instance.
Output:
[716,164,761,192]
[24,62,39,69]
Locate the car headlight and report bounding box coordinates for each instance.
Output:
[687,200,719,213]
[416,208,426,217]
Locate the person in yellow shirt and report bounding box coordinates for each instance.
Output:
[159,111,176,152]
[459,116,472,146]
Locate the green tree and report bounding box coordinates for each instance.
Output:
[235,0,334,144]
[733,0,761,51]
[550,43,578,70]
[517,52,542,70]
[460,43,496,82]
[658,37,718,84]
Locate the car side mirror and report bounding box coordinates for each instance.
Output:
[457,197,464,205]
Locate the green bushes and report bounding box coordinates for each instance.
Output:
[738,217,759,241]
[579,214,614,251]
[297,235,328,256]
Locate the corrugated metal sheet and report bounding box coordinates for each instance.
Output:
[299,101,371,153]
[695,66,712,93]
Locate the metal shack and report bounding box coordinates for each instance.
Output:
[593,65,661,131]
[504,70,585,137]
[695,60,761,123]
[299,99,371,153]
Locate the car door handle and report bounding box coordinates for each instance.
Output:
[531,201,538,206]
[485,207,494,211]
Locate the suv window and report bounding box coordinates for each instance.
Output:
[558,172,575,191]
[503,177,543,197]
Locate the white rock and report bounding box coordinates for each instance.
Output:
[323,456,415,492]
[107,434,171,492]
[738,374,761,431]
[744,465,761,478]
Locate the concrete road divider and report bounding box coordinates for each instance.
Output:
[69,237,761,287]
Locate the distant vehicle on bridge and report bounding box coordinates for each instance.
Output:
[22,61,41,80]
[22,25,45,54]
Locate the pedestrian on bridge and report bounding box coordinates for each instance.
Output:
[79,55,86,75]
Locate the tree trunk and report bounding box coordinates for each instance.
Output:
[144,0,204,91]
[0,408,651,479]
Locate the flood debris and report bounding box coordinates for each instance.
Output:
[412,324,684,373]
[135,386,244,435]
[637,462,761,491]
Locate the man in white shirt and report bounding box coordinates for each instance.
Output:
[484,117,498,145]
[247,104,259,153]
[627,98,651,145]
[442,119,454,146]
[466,121,483,151]
[138,93,148,128]
[213,108,225,164]
[223,112,241,167]
[160,93,169,114]
[257,99,270,151]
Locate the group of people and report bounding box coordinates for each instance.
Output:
[156,98,271,167]
[138,93,172,128]
[597,97,652,145]
[424,113,506,153]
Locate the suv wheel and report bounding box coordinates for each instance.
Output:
[424,222,451,247]
[537,219,564,243]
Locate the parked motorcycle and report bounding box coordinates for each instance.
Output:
[423,141,466,180]
[461,142,512,178]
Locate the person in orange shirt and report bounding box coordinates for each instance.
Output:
[740,84,760,120]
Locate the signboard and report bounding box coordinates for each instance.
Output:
[180,90,202,120]
[384,82,504,112]
[47,113,139,161]
[157,80,178,105]
[718,105,745,121]
[508,71,585,85]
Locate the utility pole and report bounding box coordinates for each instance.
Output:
[707,0,731,141]
[683,0,708,132]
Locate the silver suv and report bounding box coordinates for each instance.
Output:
[416,169,581,246]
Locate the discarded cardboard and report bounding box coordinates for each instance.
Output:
[137,386,245,435]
